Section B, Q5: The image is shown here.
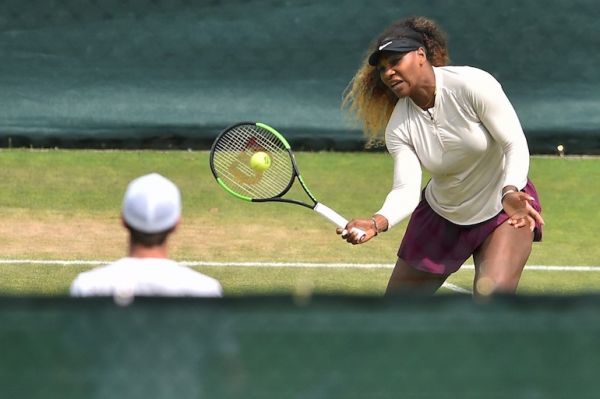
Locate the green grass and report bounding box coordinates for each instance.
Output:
[0,149,599,296]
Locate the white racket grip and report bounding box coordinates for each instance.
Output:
[313,203,366,240]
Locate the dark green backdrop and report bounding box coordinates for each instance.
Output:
[1,0,599,152]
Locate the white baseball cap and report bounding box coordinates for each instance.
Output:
[122,173,181,233]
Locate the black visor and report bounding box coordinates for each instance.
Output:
[368,35,424,66]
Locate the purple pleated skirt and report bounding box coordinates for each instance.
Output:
[398,179,543,275]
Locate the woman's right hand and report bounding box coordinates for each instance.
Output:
[336,218,379,245]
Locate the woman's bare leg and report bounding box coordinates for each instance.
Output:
[385,258,449,295]
[472,222,534,297]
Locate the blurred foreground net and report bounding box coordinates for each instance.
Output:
[2,295,600,398]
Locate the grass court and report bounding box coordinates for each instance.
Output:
[0,149,598,296]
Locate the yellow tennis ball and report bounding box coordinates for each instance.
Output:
[250,151,271,171]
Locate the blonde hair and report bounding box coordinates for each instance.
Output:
[342,16,450,145]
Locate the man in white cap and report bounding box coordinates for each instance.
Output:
[70,173,223,297]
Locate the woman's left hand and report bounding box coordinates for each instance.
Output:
[502,192,545,231]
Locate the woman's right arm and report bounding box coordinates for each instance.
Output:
[376,143,423,228]
[341,140,422,244]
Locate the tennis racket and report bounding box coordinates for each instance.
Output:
[209,122,365,239]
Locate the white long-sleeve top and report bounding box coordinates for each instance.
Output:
[376,66,530,227]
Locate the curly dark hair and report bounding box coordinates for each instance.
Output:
[343,16,449,142]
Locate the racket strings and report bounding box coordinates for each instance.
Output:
[212,125,294,199]
[216,130,291,187]
[214,145,292,198]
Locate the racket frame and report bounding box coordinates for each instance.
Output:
[210,121,365,238]
[210,121,318,209]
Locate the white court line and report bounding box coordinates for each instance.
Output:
[0,259,600,271]
[3,259,600,294]
[441,283,472,294]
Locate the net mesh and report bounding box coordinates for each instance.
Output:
[4,296,600,398]
[212,124,295,199]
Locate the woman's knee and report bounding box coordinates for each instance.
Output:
[386,258,448,295]
[474,269,521,295]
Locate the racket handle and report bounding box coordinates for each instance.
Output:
[313,203,366,240]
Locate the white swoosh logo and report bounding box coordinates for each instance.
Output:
[378,41,393,51]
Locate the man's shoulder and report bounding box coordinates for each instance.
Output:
[69,258,129,293]
[170,265,224,296]
[72,258,127,278]
[70,258,223,297]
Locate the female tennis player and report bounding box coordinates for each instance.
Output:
[340,16,544,296]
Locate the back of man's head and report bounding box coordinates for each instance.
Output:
[122,173,181,246]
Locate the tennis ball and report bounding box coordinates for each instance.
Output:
[250,151,271,171]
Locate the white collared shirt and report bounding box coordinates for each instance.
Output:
[377,66,529,227]
[70,257,223,297]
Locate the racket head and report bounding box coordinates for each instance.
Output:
[210,122,297,201]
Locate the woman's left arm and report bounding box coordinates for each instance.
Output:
[468,70,544,229]
[468,71,529,192]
